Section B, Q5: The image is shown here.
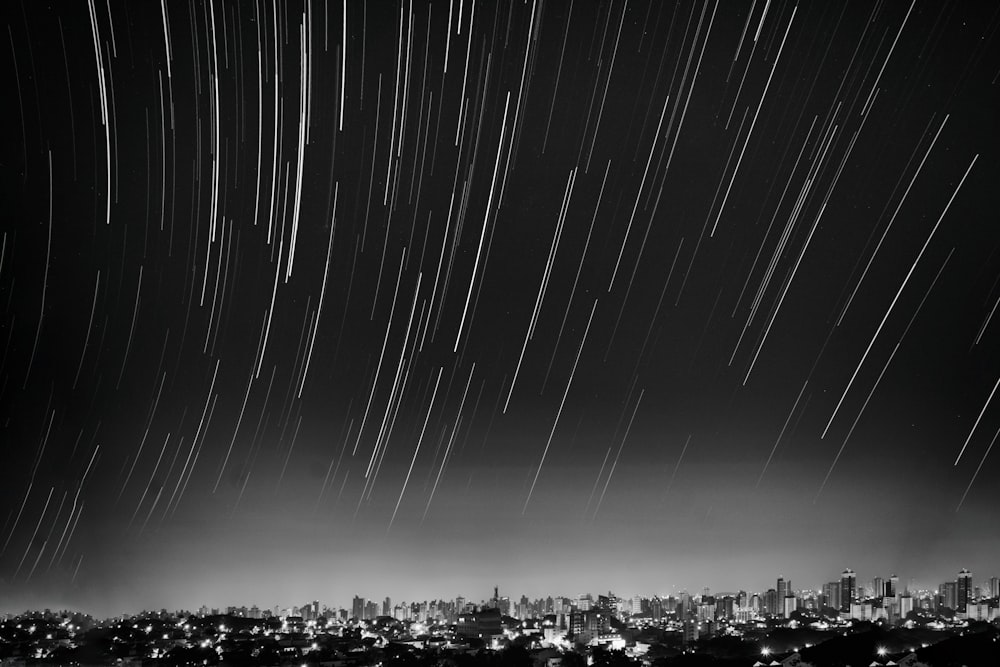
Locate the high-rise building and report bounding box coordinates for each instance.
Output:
[783,595,797,619]
[939,581,958,611]
[822,582,841,611]
[777,577,789,606]
[873,577,884,600]
[957,569,973,613]
[991,577,999,599]
[763,589,778,616]
[887,574,899,598]
[899,594,913,619]
[352,596,365,621]
[840,569,857,613]
[650,596,663,621]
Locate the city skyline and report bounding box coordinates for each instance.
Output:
[3,0,999,621]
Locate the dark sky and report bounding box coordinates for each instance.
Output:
[2,0,999,617]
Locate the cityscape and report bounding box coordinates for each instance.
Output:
[2,569,999,665]
[4,0,1000,665]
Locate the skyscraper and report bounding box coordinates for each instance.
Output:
[873,577,884,600]
[763,589,778,616]
[887,574,899,598]
[840,569,857,613]
[939,581,958,611]
[990,577,999,599]
[822,582,840,611]
[776,576,788,604]
[957,569,973,613]
[352,595,365,620]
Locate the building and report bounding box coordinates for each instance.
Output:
[899,594,914,619]
[650,596,663,621]
[783,595,797,619]
[821,582,840,612]
[849,602,873,620]
[777,577,789,607]
[887,574,899,599]
[569,610,610,644]
[990,576,999,599]
[456,606,502,642]
[840,569,857,613]
[957,569,973,613]
[873,577,884,600]
[938,581,957,611]
[352,596,365,621]
[717,595,736,621]
[763,589,778,616]
[965,602,990,621]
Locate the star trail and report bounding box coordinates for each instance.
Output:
[2,0,999,616]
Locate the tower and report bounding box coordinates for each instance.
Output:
[777,576,788,603]
[840,569,856,613]
[957,569,972,613]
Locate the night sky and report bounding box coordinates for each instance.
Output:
[2,0,999,617]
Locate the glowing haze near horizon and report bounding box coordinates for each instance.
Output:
[2,0,999,617]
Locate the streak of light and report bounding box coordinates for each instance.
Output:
[663,435,691,502]
[390,367,444,530]
[973,294,1000,347]
[756,381,807,488]
[523,298,599,514]
[957,424,999,512]
[823,154,978,440]
[129,433,171,528]
[453,91,511,352]
[837,116,949,327]
[86,0,111,227]
[504,168,575,412]
[709,4,797,237]
[24,151,53,390]
[593,388,645,518]
[73,270,101,389]
[353,248,406,455]
[297,183,338,398]
[859,0,916,117]
[955,375,1000,467]
[164,360,220,518]
[276,414,304,493]
[583,448,612,516]
[13,487,53,580]
[608,90,670,292]
[818,249,952,500]
[1,483,33,557]
[422,365,476,522]
[543,161,609,392]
